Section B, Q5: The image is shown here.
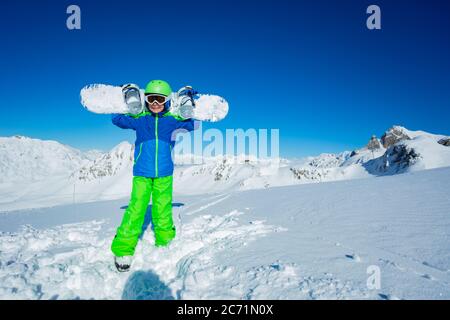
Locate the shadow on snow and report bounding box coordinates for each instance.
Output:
[122,270,175,300]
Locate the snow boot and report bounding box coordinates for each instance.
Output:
[114,256,133,272]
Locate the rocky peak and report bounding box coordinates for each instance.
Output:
[381,126,411,148]
[438,137,450,147]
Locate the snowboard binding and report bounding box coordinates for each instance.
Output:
[121,83,144,115]
[172,86,199,119]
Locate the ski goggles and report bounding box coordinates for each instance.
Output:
[145,94,169,105]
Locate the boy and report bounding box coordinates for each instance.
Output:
[111,80,197,272]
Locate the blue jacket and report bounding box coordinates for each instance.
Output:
[112,111,197,178]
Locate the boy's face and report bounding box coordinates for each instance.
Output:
[148,101,165,113]
[145,94,168,114]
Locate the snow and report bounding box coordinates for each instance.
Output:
[80,84,131,114]
[1,126,450,299]
[190,94,229,122]
[0,135,87,183]
[402,135,450,170]
[1,166,449,299]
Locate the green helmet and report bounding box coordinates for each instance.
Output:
[144,80,172,96]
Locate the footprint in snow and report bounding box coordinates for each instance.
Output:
[345,254,362,262]
[421,273,436,281]
[379,293,401,300]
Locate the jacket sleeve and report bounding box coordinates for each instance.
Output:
[174,119,200,132]
[111,114,138,130]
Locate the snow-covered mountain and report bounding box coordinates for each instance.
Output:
[363,126,450,175]
[0,125,449,211]
[74,142,133,182]
[84,149,105,161]
[297,125,450,180]
[0,135,89,183]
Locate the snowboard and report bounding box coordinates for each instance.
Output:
[80,83,229,122]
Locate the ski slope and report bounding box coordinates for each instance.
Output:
[1,166,449,300]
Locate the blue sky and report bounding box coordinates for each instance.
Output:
[0,0,449,157]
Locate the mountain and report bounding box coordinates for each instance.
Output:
[362,126,450,175]
[74,142,133,182]
[84,149,106,161]
[0,135,89,183]
[0,126,449,211]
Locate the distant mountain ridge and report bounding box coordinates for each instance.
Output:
[0,126,449,211]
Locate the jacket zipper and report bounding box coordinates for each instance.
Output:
[155,115,159,177]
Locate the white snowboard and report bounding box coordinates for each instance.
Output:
[80,84,229,122]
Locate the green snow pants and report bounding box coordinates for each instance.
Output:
[111,175,175,257]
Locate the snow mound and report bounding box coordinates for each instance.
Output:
[0,209,285,299]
